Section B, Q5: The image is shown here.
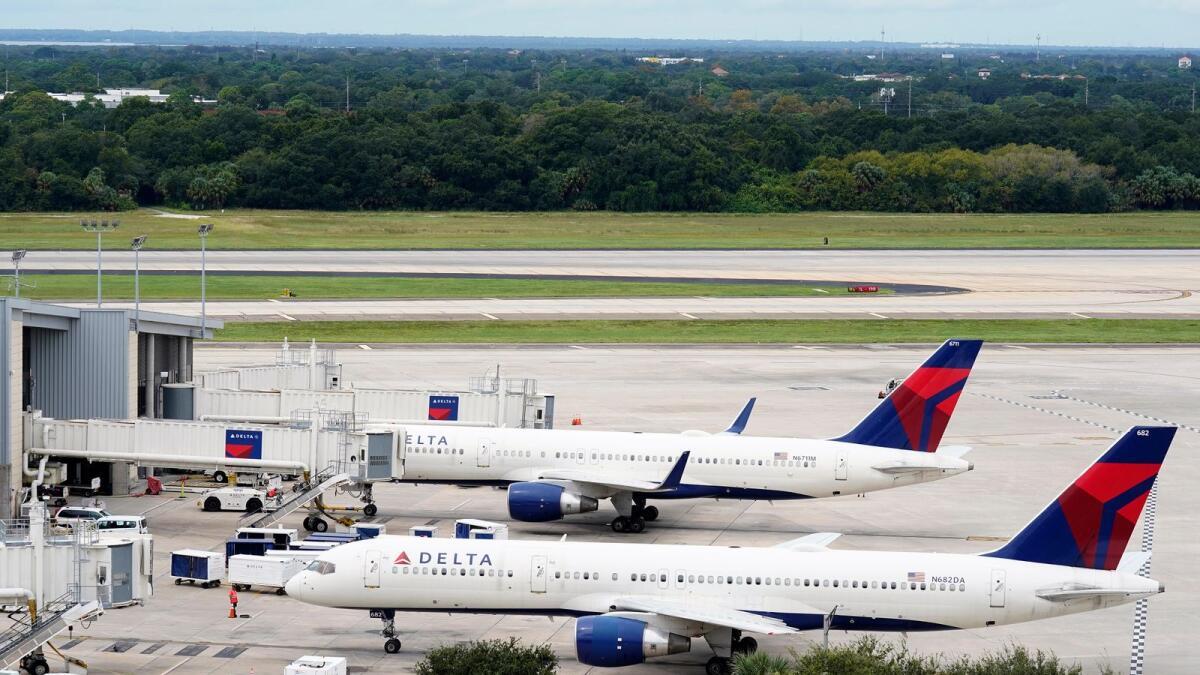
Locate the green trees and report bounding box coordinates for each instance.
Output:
[414,638,557,675]
[0,45,1197,213]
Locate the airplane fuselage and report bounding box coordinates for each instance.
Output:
[288,535,1160,633]
[392,424,970,501]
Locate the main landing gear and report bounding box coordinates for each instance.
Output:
[704,630,756,674]
[610,502,659,533]
[376,609,402,654]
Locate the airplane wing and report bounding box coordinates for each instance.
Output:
[536,451,691,494]
[773,532,841,552]
[612,596,802,635]
[720,397,756,435]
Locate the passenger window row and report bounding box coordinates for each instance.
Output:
[395,566,515,578]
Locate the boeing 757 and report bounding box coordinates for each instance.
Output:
[288,425,1173,673]
[381,339,983,532]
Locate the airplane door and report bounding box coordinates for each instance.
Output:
[530,555,548,593]
[835,449,848,481]
[658,568,669,590]
[364,550,382,589]
[989,569,1006,608]
[477,439,493,468]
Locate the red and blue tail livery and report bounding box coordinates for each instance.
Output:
[834,339,982,453]
[986,426,1176,571]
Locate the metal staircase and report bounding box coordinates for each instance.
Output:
[0,593,102,670]
[242,469,351,529]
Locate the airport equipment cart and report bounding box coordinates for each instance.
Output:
[228,554,307,594]
[171,549,224,588]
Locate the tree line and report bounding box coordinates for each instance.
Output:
[1,46,1198,213]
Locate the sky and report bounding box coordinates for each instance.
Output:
[6,1,1200,48]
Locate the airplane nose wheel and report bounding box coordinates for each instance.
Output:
[384,638,402,654]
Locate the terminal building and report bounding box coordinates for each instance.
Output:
[0,298,218,520]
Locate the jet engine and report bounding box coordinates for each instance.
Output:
[507,482,599,522]
[575,615,691,667]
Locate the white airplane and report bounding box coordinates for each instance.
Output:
[387,339,983,532]
[288,425,1173,674]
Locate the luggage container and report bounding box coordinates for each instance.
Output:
[227,554,307,594]
[293,541,341,552]
[351,522,385,539]
[303,532,359,543]
[286,655,348,675]
[225,538,275,560]
[266,549,321,563]
[171,549,224,588]
[455,519,508,540]
[410,525,438,538]
[236,526,298,549]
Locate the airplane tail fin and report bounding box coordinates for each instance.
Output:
[985,426,1176,571]
[832,339,982,452]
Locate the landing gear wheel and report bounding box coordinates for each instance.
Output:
[363,503,378,517]
[628,517,646,534]
[384,638,402,654]
[642,505,659,521]
[610,516,629,533]
[312,517,329,533]
[203,497,221,512]
[706,656,731,675]
[738,636,758,654]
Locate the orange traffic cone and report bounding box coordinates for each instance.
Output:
[571,415,582,426]
[229,605,236,619]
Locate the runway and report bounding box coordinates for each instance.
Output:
[32,249,1200,320]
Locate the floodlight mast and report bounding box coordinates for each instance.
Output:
[80,218,119,306]
[11,249,26,298]
[198,223,213,338]
[131,235,147,332]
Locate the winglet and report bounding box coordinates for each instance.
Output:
[656,451,691,490]
[722,398,757,435]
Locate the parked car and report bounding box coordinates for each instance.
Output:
[95,515,149,534]
[53,505,110,528]
[199,486,283,513]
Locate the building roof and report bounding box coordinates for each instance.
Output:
[3,298,221,337]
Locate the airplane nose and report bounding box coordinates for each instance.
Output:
[285,573,305,599]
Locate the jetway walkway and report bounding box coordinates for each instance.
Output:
[243,471,352,529]
[0,593,102,671]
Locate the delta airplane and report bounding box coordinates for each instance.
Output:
[288,425,1174,674]
[386,339,983,532]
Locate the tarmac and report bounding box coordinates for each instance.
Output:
[52,343,1200,674]
[35,249,1200,320]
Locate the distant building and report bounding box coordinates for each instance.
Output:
[1180,55,1193,69]
[977,68,992,80]
[866,54,877,60]
[1020,73,1086,81]
[710,65,729,77]
[636,56,704,66]
[1,88,217,109]
[941,53,955,59]
[844,72,908,83]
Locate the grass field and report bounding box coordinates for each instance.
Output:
[10,274,870,300]
[2,209,1198,250]
[214,319,1200,344]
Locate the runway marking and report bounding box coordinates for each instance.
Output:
[276,313,297,321]
[480,312,500,320]
[1128,480,1158,675]
[451,499,471,511]
[1004,344,1032,350]
[868,312,889,319]
[969,392,1124,433]
[358,344,372,350]
[267,298,281,304]
[1050,391,1200,435]
[813,288,830,293]
[679,312,698,320]
[569,345,588,350]
[1070,312,1091,319]
[792,345,828,350]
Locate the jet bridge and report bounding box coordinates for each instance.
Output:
[0,593,101,673]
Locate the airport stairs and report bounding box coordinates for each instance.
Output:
[0,593,101,670]
[243,470,351,529]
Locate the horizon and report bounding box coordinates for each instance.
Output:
[4,1,1200,50]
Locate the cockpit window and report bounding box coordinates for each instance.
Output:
[305,560,336,575]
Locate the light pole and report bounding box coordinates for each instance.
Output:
[80,218,119,307]
[198,223,213,337]
[10,249,25,297]
[131,235,147,332]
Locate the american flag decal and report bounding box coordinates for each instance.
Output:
[907,571,925,583]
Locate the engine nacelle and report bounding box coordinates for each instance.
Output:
[576,616,691,667]
[507,482,599,522]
